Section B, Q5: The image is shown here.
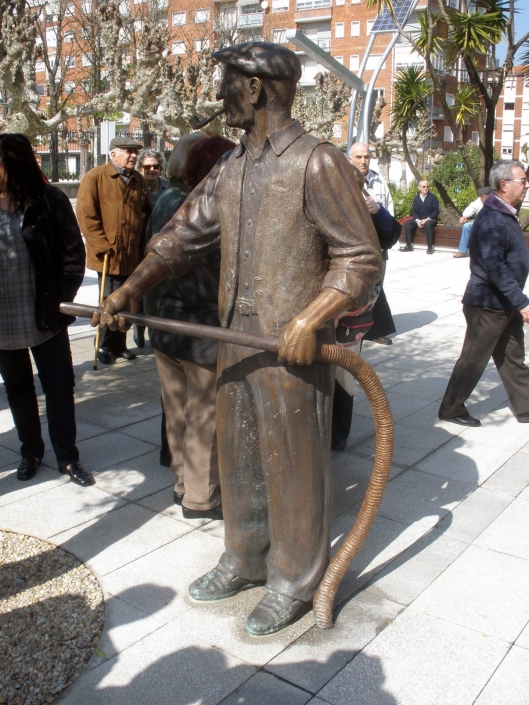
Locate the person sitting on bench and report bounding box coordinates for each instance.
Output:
[400,180,440,255]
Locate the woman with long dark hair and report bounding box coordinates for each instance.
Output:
[0,133,91,486]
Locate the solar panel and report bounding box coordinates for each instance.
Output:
[370,0,415,34]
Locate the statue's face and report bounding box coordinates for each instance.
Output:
[216,66,255,130]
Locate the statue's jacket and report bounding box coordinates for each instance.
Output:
[148,120,382,336]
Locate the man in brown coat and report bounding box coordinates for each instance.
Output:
[77,137,151,363]
[93,43,382,635]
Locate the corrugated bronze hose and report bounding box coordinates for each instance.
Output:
[313,343,394,629]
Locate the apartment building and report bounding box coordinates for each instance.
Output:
[493,67,529,163]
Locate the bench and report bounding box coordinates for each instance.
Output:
[398,224,529,249]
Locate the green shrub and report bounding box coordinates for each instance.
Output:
[388,182,418,220]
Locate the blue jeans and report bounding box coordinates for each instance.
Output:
[458,222,473,252]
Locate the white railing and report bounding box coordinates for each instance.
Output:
[296,0,331,11]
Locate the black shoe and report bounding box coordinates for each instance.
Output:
[189,563,265,601]
[182,504,223,520]
[133,325,145,348]
[372,337,393,345]
[174,491,184,505]
[17,456,41,481]
[160,454,171,468]
[331,438,347,452]
[115,349,136,361]
[246,590,312,636]
[426,247,435,254]
[516,411,529,423]
[59,461,94,487]
[399,244,413,252]
[438,414,481,427]
[97,347,112,364]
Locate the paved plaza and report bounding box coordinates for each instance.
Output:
[1,246,529,705]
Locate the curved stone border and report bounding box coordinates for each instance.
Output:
[0,530,104,705]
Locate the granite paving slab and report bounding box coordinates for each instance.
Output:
[408,544,529,643]
[482,452,529,496]
[0,464,69,508]
[458,407,529,451]
[102,530,225,623]
[90,450,174,501]
[317,610,509,705]
[474,646,529,705]
[353,390,432,423]
[266,592,402,694]
[218,672,312,705]
[137,486,219,529]
[58,619,256,705]
[516,622,529,650]
[473,496,529,560]
[53,501,193,575]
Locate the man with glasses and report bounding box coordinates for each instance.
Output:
[400,180,440,254]
[77,137,152,363]
[439,160,529,426]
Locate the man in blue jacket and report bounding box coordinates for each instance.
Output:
[400,180,440,254]
[439,160,529,426]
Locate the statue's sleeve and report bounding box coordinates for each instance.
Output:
[305,144,383,310]
[146,158,224,277]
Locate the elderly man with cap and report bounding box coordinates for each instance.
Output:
[94,42,382,635]
[77,137,152,363]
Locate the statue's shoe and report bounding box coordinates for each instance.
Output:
[189,563,265,602]
[245,590,312,636]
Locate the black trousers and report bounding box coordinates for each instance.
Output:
[0,328,79,465]
[332,379,354,446]
[404,219,437,249]
[97,273,128,353]
[440,305,529,418]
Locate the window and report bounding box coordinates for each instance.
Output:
[504,102,515,110]
[502,147,513,155]
[46,28,57,47]
[446,93,455,107]
[64,55,75,68]
[444,126,453,142]
[374,88,384,101]
[63,32,74,42]
[119,0,129,14]
[272,28,287,43]
[350,54,359,71]
[335,0,344,5]
[134,0,145,3]
[367,19,374,34]
[65,3,75,16]
[296,0,331,9]
[36,84,45,95]
[195,7,210,23]
[335,22,344,38]
[472,131,479,145]
[172,10,186,25]
[134,18,143,31]
[335,55,343,64]
[301,21,331,51]
[36,59,46,72]
[351,0,360,3]
[365,54,385,70]
[272,0,289,10]
[82,53,92,66]
[195,38,210,51]
[332,122,342,138]
[351,21,360,36]
[64,81,76,93]
[172,40,186,54]
[81,0,91,12]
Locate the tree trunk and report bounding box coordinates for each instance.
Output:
[50,130,59,183]
[483,106,496,187]
[401,122,422,183]
[377,144,391,183]
[432,180,461,226]
[142,121,152,148]
[79,134,90,181]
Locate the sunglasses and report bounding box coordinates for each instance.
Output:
[143,164,160,170]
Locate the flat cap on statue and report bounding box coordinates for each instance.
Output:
[212,42,302,83]
[109,137,143,150]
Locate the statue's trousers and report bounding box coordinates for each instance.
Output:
[216,310,334,603]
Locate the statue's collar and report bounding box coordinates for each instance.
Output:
[235,120,306,159]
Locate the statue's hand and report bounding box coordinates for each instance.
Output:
[278,316,317,366]
[90,286,138,332]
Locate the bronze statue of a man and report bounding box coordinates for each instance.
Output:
[95,42,382,635]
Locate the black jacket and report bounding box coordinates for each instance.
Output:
[21,185,86,332]
[411,192,440,222]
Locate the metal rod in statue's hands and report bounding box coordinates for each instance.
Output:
[60,301,394,631]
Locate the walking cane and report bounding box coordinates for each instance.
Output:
[92,253,109,371]
[62,302,393,629]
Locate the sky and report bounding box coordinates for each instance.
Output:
[495,7,529,64]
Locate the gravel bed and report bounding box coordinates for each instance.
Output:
[0,531,104,705]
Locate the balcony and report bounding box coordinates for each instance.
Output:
[296,0,330,11]
[238,11,263,27]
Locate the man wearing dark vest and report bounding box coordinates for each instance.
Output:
[94,42,382,635]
